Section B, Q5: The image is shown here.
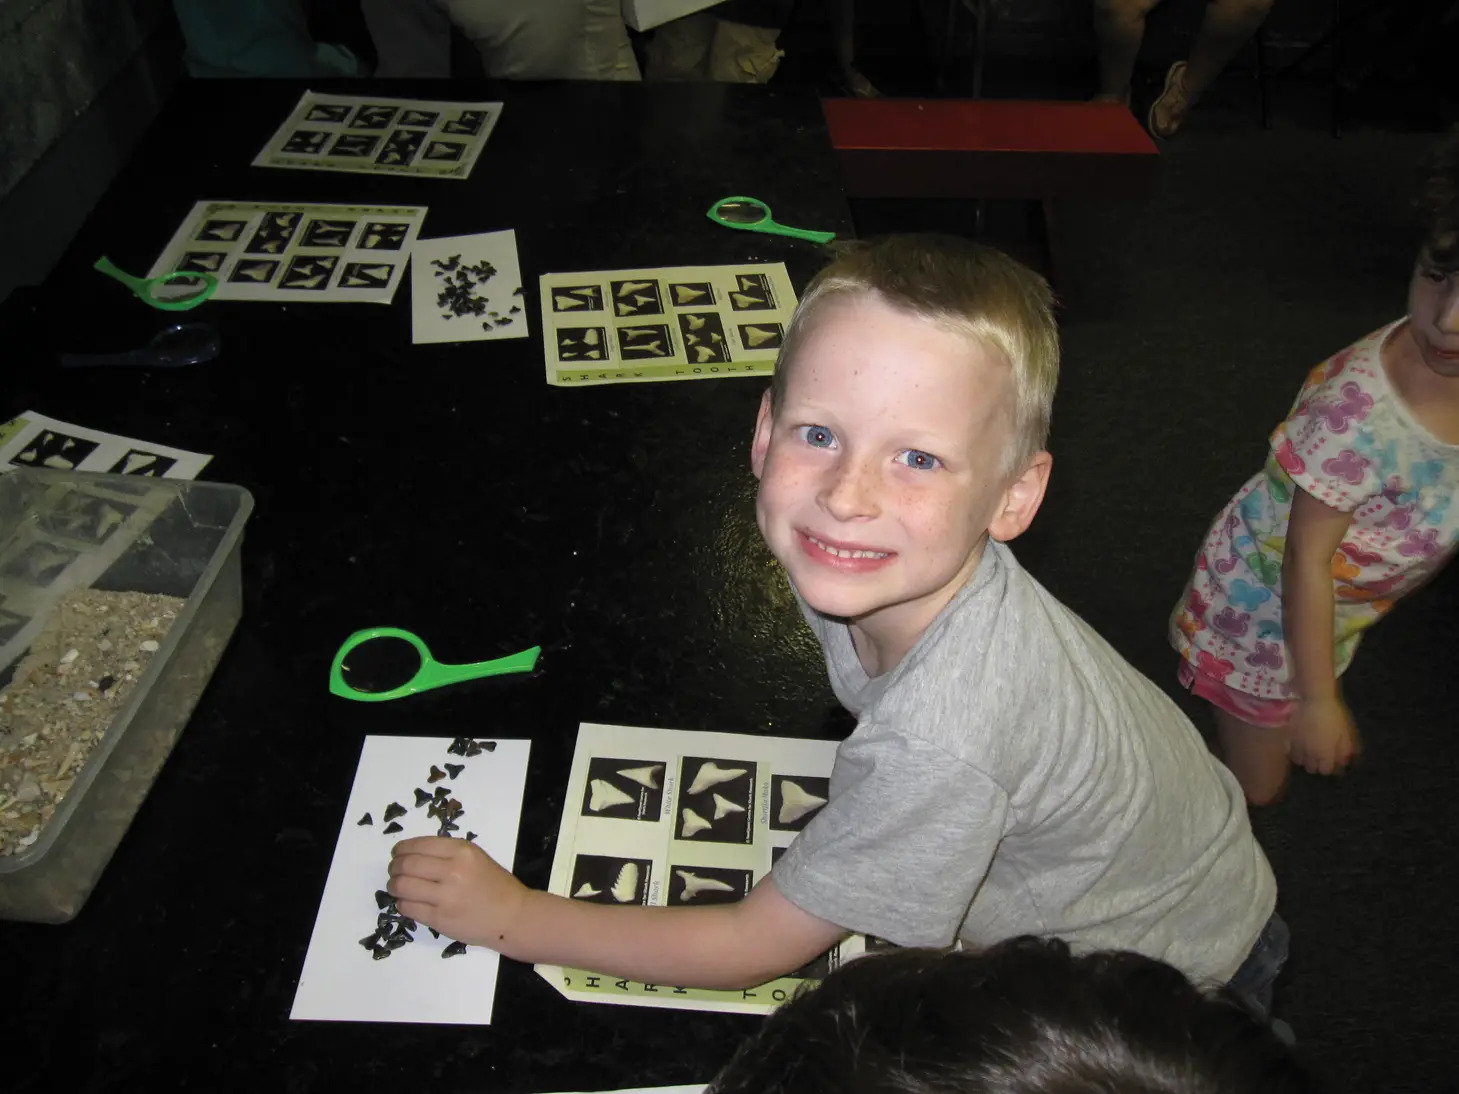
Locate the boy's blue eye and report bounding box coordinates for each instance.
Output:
[797,425,836,449]
[896,449,941,471]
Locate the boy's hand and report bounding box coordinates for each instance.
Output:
[388,837,527,949]
[1286,694,1360,775]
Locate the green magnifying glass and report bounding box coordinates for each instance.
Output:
[94,255,219,312]
[706,196,836,244]
[329,627,541,702]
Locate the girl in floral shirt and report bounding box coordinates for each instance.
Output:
[1171,129,1459,805]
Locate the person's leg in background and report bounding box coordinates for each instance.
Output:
[643,0,794,85]
[444,0,640,80]
[360,0,453,77]
[826,0,880,97]
[172,0,362,77]
[1091,0,1162,104]
[707,0,794,83]
[643,11,718,80]
[1149,0,1274,137]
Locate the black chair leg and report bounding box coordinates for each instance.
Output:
[1255,24,1272,128]
[971,0,988,99]
[1331,0,1345,138]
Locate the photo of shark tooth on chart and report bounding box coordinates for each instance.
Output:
[769,774,829,832]
[666,864,754,907]
[675,757,754,844]
[568,854,651,906]
[579,756,666,821]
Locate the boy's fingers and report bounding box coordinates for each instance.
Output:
[392,836,457,859]
[385,881,434,921]
[388,852,451,882]
[394,897,433,923]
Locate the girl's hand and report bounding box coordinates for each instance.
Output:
[1286,694,1360,775]
[387,836,528,949]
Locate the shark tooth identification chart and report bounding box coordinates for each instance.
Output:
[536,722,875,1015]
[254,91,501,180]
[538,263,797,386]
[147,201,427,304]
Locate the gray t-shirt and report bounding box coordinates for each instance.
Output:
[772,540,1276,985]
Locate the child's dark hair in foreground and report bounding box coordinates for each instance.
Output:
[709,938,1318,1094]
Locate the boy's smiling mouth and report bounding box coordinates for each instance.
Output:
[799,530,895,566]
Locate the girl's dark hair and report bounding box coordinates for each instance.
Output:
[1418,126,1459,273]
[708,938,1319,1094]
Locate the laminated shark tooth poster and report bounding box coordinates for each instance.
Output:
[147,201,427,304]
[539,263,797,387]
[535,722,878,1015]
[254,91,501,180]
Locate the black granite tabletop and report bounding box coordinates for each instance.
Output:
[3,77,857,1093]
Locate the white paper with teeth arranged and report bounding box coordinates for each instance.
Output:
[537,722,859,1015]
[290,735,530,1024]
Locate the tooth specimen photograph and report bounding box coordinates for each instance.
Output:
[671,283,711,304]
[617,764,662,789]
[680,808,711,838]
[587,778,633,812]
[675,870,734,901]
[611,862,640,902]
[775,777,830,828]
[686,761,747,795]
[712,793,745,821]
[568,854,652,906]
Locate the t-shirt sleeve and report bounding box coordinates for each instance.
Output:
[1268,365,1381,512]
[771,722,1008,948]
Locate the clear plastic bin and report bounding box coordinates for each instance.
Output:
[0,468,254,922]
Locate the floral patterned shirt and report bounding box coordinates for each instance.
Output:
[1171,321,1459,699]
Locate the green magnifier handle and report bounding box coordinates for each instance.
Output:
[94,256,218,312]
[706,197,836,244]
[715,218,836,245]
[329,626,541,702]
[755,221,837,244]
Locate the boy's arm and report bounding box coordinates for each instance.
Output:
[1282,485,1360,774]
[389,836,848,990]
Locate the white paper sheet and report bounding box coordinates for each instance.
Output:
[291,735,531,1025]
[0,410,210,480]
[411,229,528,344]
[147,201,427,304]
[254,91,501,180]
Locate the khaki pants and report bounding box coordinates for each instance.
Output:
[643,13,783,83]
[363,0,641,80]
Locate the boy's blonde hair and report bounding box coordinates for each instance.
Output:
[771,236,1059,477]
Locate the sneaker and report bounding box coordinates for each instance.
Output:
[1148,60,1190,139]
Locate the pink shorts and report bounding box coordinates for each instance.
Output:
[1177,659,1293,729]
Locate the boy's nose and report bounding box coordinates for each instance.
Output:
[818,457,880,521]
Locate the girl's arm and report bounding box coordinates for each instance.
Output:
[1281,485,1360,774]
[389,836,848,990]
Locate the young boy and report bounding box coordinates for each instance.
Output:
[389,236,1280,1006]
[708,938,1314,1094]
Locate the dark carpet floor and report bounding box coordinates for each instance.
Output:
[838,64,1458,1094]
[1041,123,1457,1094]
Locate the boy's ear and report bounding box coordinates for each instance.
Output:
[988,451,1052,543]
[750,389,774,480]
